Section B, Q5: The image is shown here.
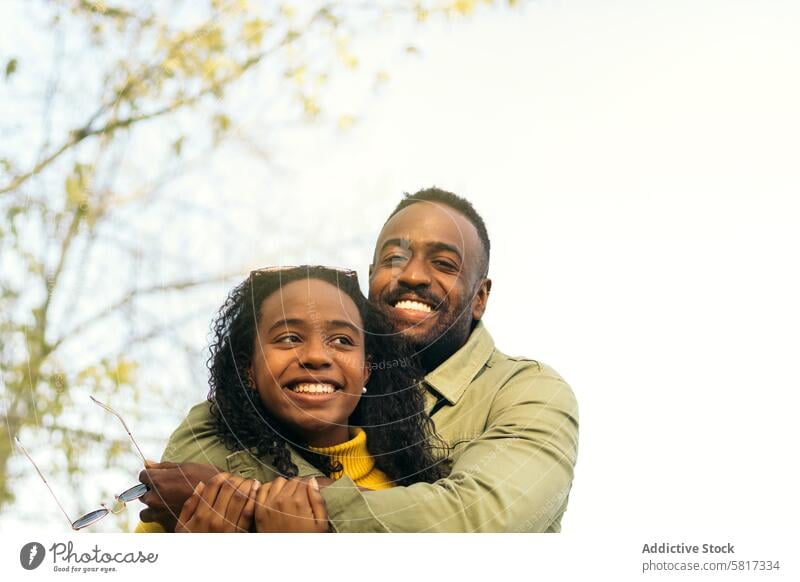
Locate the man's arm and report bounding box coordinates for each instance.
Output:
[321,369,579,532]
[137,402,225,530]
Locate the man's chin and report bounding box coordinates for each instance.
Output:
[392,320,449,349]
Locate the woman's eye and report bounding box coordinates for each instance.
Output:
[276,334,301,343]
[330,336,354,346]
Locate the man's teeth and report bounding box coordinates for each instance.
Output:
[394,300,433,313]
[288,383,336,394]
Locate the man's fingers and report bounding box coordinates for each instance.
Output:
[138,468,154,487]
[139,507,160,523]
[144,460,179,469]
[306,477,328,526]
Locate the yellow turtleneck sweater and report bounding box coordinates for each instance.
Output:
[309,427,394,491]
[135,427,391,532]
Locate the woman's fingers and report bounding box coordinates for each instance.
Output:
[237,481,259,532]
[175,482,205,533]
[253,481,273,532]
[197,471,230,511]
[265,476,287,503]
[280,477,302,499]
[223,478,254,532]
[306,477,329,530]
[206,474,246,532]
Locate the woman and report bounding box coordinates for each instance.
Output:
[138,265,447,532]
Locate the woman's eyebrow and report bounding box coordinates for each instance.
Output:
[325,320,361,335]
[267,317,307,333]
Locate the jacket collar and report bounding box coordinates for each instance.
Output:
[423,321,495,406]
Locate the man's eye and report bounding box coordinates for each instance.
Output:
[433,259,458,270]
[276,334,301,343]
[330,336,354,346]
[383,254,407,264]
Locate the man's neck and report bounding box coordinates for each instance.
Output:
[417,326,473,373]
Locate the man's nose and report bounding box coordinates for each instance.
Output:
[395,255,431,288]
[298,335,333,368]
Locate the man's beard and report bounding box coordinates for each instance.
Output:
[412,309,473,372]
[379,285,475,372]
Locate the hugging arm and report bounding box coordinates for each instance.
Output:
[320,373,579,532]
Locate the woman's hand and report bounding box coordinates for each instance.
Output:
[175,472,259,533]
[254,476,329,533]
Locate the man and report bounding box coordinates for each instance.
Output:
[139,188,579,532]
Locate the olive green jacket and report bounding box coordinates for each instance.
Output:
[161,322,579,532]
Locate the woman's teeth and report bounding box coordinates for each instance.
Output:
[288,383,336,394]
[394,300,433,313]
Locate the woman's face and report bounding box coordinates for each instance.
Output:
[249,278,370,447]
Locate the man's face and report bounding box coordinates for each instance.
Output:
[368,202,491,359]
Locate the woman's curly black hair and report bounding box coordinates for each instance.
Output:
[207,265,449,486]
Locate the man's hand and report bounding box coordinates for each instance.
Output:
[138,461,221,532]
[254,476,329,533]
[175,472,258,533]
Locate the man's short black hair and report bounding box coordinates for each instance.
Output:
[385,187,491,274]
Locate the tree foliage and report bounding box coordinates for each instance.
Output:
[0,0,522,526]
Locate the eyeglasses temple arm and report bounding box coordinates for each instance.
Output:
[89,396,147,463]
[13,437,76,528]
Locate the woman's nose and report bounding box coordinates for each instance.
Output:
[298,336,333,368]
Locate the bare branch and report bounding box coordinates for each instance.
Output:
[1,7,324,195]
[49,271,241,353]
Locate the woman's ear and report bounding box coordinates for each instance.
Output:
[246,367,257,390]
[362,358,372,387]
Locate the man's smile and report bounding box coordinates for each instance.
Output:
[386,294,440,322]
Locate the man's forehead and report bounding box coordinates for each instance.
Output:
[375,202,480,255]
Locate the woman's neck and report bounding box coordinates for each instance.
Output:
[304,425,351,448]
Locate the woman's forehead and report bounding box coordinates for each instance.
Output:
[260,278,362,324]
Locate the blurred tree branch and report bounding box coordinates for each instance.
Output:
[0,0,525,519]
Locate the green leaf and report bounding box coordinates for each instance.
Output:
[65,174,84,207]
[5,58,18,79]
[242,19,269,47]
[172,136,184,156]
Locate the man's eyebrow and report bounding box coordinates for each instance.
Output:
[377,237,411,255]
[378,238,463,260]
[427,241,463,261]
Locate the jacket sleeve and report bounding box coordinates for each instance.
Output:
[321,370,579,532]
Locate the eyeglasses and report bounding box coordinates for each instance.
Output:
[14,396,150,530]
[249,265,359,281]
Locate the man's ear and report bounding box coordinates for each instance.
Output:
[368,263,374,278]
[471,278,492,321]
